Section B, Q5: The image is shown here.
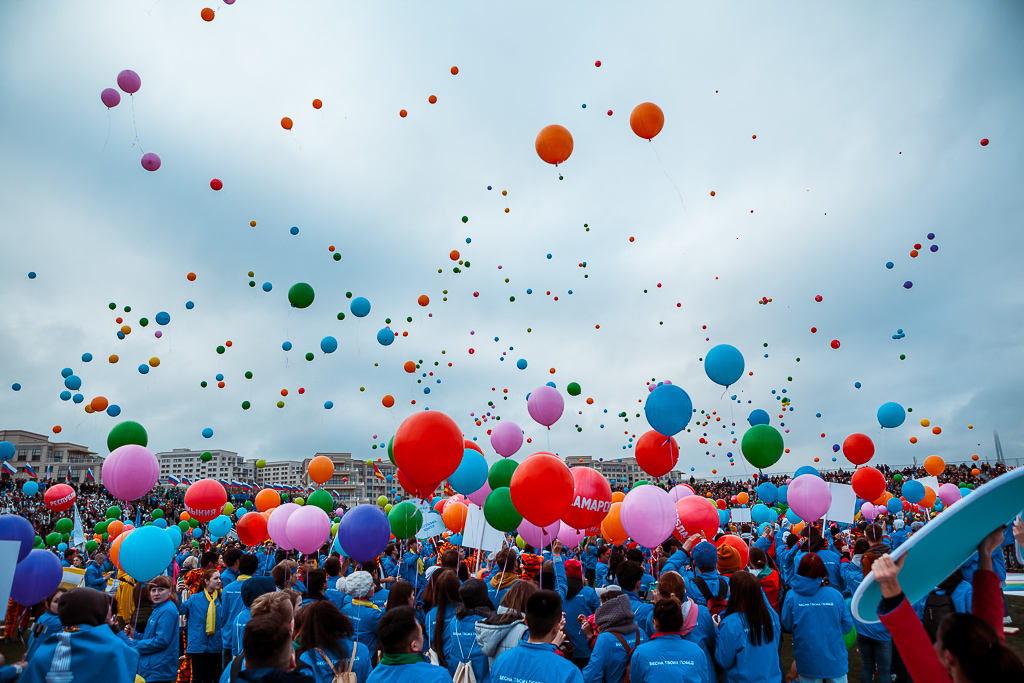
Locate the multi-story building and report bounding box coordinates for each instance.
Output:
[301,453,443,504]
[565,455,684,489]
[253,460,306,490]
[0,429,102,484]
[155,448,253,484]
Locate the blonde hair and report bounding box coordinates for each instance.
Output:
[251,591,294,623]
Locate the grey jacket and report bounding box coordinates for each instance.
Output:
[474,608,528,667]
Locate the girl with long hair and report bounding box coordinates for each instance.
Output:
[178,568,224,683]
[781,553,852,682]
[296,600,372,683]
[713,571,781,683]
[120,576,181,683]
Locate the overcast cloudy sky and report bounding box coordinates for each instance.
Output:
[1,1,1021,481]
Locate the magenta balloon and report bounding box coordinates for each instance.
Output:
[117,69,141,94]
[267,503,300,550]
[527,385,564,427]
[938,483,961,506]
[100,88,121,108]
[141,152,161,171]
[489,420,523,458]
[788,474,832,522]
[861,501,877,521]
[102,445,160,501]
[669,484,695,503]
[557,522,586,550]
[286,505,331,555]
[517,519,560,548]
[466,480,491,507]
[620,485,676,548]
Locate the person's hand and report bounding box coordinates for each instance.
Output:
[785,661,799,682]
[711,613,721,627]
[552,540,563,557]
[648,589,660,604]
[1014,518,1024,547]
[979,525,1006,557]
[123,625,134,639]
[578,616,593,638]
[871,554,906,599]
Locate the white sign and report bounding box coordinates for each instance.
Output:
[0,540,23,621]
[916,476,939,493]
[825,483,857,524]
[416,512,447,539]
[463,504,505,554]
[730,508,751,523]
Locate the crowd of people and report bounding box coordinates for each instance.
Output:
[1,459,1023,683]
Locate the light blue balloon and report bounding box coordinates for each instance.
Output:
[377,328,395,346]
[324,401,334,409]
[794,465,820,479]
[282,341,293,351]
[209,515,232,538]
[72,393,84,404]
[57,543,68,552]
[887,498,903,513]
[516,359,527,370]
[81,353,93,362]
[153,518,167,528]
[262,282,273,292]
[59,391,71,401]
[786,508,802,524]
[777,485,789,505]
[120,525,176,582]
[61,368,73,378]
[643,384,693,436]
[155,312,170,325]
[877,402,906,429]
[320,336,338,354]
[756,482,778,505]
[64,375,82,391]
[192,528,202,538]
[901,480,925,504]
[166,526,182,548]
[202,427,213,439]
[448,450,488,495]
[350,297,371,317]
[768,509,779,522]
[705,344,745,387]
[748,409,770,427]
[22,481,38,495]
[751,503,771,524]
[718,509,731,526]
[959,487,972,498]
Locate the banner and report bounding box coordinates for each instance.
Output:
[72,504,86,549]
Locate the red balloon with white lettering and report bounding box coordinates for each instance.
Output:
[183,479,227,523]
[44,484,77,512]
[561,466,613,530]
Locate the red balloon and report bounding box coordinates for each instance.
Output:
[562,467,612,530]
[237,511,268,546]
[676,496,719,540]
[393,411,464,496]
[843,433,875,466]
[716,534,749,568]
[510,452,574,526]
[183,479,227,522]
[635,430,679,478]
[830,339,841,349]
[44,484,77,512]
[980,138,989,146]
[716,499,727,510]
[210,178,223,191]
[851,466,886,501]
[464,439,484,456]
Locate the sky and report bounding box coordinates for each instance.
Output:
[1,1,1022,483]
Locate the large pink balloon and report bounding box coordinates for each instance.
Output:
[100,88,121,108]
[286,505,331,555]
[141,152,161,171]
[466,480,491,507]
[267,503,301,550]
[669,484,695,502]
[117,70,141,94]
[938,483,961,506]
[490,420,524,458]
[861,501,878,521]
[102,445,159,501]
[527,386,564,427]
[620,485,676,548]
[558,522,586,549]
[788,474,832,522]
[517,520,560,549]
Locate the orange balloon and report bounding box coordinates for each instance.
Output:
[200,7,215,21]
[450,66,459,75]
[932,426,942,435]
[52,425,61,434]
[909,437,918,444]
[428,95,437,104]
[281,117,293,130]
[417,295,430,307]
[110,530,132,569]
[971,468,980,476]
[919,486,936,509]
[399,109,408,118]
[84,405,95,414]
[307,456,335,485]
[404,361,416,373]
[791,522,805,536]
[601,502,628,544]
[255,488,281,512]
[187,272,197,281]
[179,512,190,522]
[924,455,945,476]
[107,520,124,538]
[442,502,468,533]
[449,250,460,261]
[736,492,749,505]
[312,99,322,109]
[629,102,664,140]
[611,491,625,503]
[535,125,574,166]
[91,396,109,412]
[109,354,119,364]
[382,395,395,408]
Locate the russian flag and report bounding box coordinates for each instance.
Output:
[182,476,192,485]
[168,475,181,485]
[231,480,244,488]
[1,462,16,476]
[24,464,37,478]
[85,468,95,483]
[65,469,71,483]
[219,479,230,487]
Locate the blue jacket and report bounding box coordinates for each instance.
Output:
[628,634,709,683]
[839,558,864,599]
[685,571,729,609]
[444,614,489,683]
[683,603,717,683]
[891,528,910,549]
[401,551,423,588]
[583,629,646,683]
[255,549,276,577]
[221,575,251,654]
[298,637,371,683]
[233,608,252,657]
[624,590,655,637]
[381,556,400,580]
[780,575,852,679]
[424,604,457,651]
[563,586,601,659]
[595,562,611,588]
[222,567,240,588]
[371,588,390,610]
[913,579,972,619]
[325,586,350,612]
[342,599,383,655]
[663,550,690,576]
[181,590,225,653]
[120,599,180,681]
[367,660,453,683]
[487,578,519,609]
[792,549,844,595]
[84,563,107,591]
[491,641,582,683]
[778,546,798,587]
[26,612,62,661]
[20,624,139,683]
[582,545,599,572]
[714,610,782,683]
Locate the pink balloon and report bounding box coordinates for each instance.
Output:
[490,420,523,458]
[154,330,162,338]
[517,519,560,548]
[557,522,586,549]
[141,152,161,171]
[527,385,564,427]
[861,501,877,520]
[938,483,961,506]
[788,474,832,522]
[100,88,121,108]
[286,505,331,555]
[669,484,695,502]
[620,485,676,548]
[102,445,160,501]
[117,70,141,94]
[466,480,491,507]
[267,503,301,550]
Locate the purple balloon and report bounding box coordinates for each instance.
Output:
[517,520,560,548]
[102,445,160,501]
[466,480,491,507]
[0,515,35,563]
[11,550,63,606]
[117,69,141,94]
[490,420,523,458]
[154,330,162,338]
[938,483,961,506]
[527,385,564,427]
[286,505,331,555]
[267,503,301,550]
[669,484,695,503]
[788,474,832,522]
[100,88,121,108]
[557,522,586,550]
[141,152,161,172]
[338,505,390,563]
[861,501,877,521]
[620,485,676,548]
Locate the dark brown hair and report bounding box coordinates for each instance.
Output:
[430,570,462,669]
[653,598,683,632]
[385,581,416,612]
[296,600,354,660]
[937,612,1024,682]
[722,571,774,646]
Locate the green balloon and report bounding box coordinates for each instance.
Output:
[377,496,388,506]
[295,498,305,506]
[387,436,395,466]
[189,519,199,528]
[632,480,650,488]
[288,282,316,309]
[201,452,212,462]
[244,501,253,509]
[178,521,189,532]
[256,459,266,468]
[85,540,98,552]
[307,490,334,514]
[102,533,109,542]
[843,625,856,650]
[45,533,60,547]
[384,504,393,513]
[740,425,784,469]
[388,501,424,539]
[192,540,199,547]
[61,533,70,543]
[223,503,234,516]
[94,522,108,534]
[515,535,526,549]
[893,474,903,482]
[488,459,518,490]
[567,382,581,397]
[280,493,288,502]
[107,420,148,452]
[34,535,42,548]
[484,487,522,532]
[152,509,164,519]
[106,506,122,520]
[55,518,73,534]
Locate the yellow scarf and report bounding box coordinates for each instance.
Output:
[490,571,518,590]
[204,589,220,635]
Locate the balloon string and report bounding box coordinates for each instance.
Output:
[102,110,111,152]
[649,141,685,211]
[130,95,143,152]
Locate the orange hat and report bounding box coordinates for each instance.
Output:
[717,545,742,574]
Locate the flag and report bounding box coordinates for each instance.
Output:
[167,475,180,485]
[85,468,95,483]
[45,464,51,480]
[72,504,86,549]
[65,469,71,484]
[1,462,16,476]
[182,476,192,485]
[23,464,37,478]
[443,481,456,497]
[135,507,142,527]
[219,479,230,487]
[372,462,386,480]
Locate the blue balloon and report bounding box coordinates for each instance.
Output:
[72,393,84,404]
[186,301,195,310]
[643,384,693,437]
[21,482,38,496]
[262,282,272,292]
[887,498,903,513]
[64,375,82,391]
[747,409,770,427]
[794,465,820,479]
[901,480,925,504]
[28,272,36,279]
[209,515,232,538]
[153,518,167,528]
[449,534,463,545]
[59,391,71,401]
[81,353,93,362]
[786,508,802,524]
[192,528,202,538]
[57,543,68,552]
[959,487,972,498]
[282,341,293,351]
[877,402,906,429]
[768,509,779,522]
[751,504,771,524]
[338,505,390,563]
[777,485,789,505]
[61,368,73,378]
[704,344,745,387]
[756,482,778,505]
[216,374,224,381]
[290,226,299,235]
[166,525,183,548]
[138,364,150,374]
[11,550,62,605]
[321,336,338,354]
[324,401,334,409]
[0,514,36,562]
[155,312,170,325]
[106,405,121,417]
[350,297,371,318]
[449,450,488,495]
[202,427,214,439]
[516,359,528,370]
[718,509,730,526]
[120,526,176,582]
[0,442,14,462]
[376,328,395,346]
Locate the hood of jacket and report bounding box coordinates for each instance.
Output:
[238,667,311,683]
[790,574,825,597]
[474,618,526,657]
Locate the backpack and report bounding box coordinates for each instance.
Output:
[693,576,729,617]
[922,582,960,642]
[610,633,635,683]
[316,645,358,683]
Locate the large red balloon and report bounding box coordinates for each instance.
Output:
[635,430,679,478]
[851,466,886,502]
[464,439,484,455]
[716,534,749,569]
[510,452,574,527]
[236,512,268,546]
[843,433,875,466]
[183,479,227,522]
[562,467,612,530]
[44,484,77,512]
[675,496,719,539]
[393,411,464,496]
